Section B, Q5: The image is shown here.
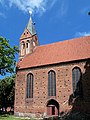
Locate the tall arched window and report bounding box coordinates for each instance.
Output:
[22,41,25,49]
[72,67,83,97]
[48,70,56,96]
[21,41,25,56]
[26,40,30,54]
[26,73,34,98]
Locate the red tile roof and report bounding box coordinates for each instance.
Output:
[17,36,90,69]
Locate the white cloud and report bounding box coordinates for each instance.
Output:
[48,0,57,9]
[0,0,4,4]
[55,0,68,20]
[60,0,68,16]
[0,0,58,15]
[75,32,90,37]
[9,0,47,14]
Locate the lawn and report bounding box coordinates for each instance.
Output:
[0,114,21,120]
[0,114,32,120]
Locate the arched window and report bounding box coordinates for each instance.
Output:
[21,42,25,49]
[72,67,83,97]
[26,73,34,98]
[26,40,30,54]
[26,42,28,48]
[48,70,56,96]
[20,41,25,56]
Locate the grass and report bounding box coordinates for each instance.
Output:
[1,112,90,120]
[0,114,33,120]
[0,114,21,120]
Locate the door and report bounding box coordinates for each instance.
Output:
[52,106,55,115]
[47,105,58,116]
[47,99,59,116]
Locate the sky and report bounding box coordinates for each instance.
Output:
[0,0,90,78]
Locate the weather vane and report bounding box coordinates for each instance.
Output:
[29,10,35,25]
[29,10,32,17]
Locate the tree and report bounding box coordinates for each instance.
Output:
[0,36,19,75]
[0,75,15,112]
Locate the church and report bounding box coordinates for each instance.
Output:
[14,15,90,118]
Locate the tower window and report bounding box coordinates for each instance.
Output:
[26,40,30,54]
[26,73,34,98]
[21,42,25,49]
[48,70,56,96]
[26,43,28,48]
[23,44,25,49]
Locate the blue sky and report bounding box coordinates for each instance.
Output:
[0,0,90,78]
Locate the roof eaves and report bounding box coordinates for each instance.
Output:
[17,57,90,70]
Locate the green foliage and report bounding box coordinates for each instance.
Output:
[0,75,15,112]
[0,114,35,120]
[0,36,19,75]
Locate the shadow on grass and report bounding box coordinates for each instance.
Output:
[0,111,14,119]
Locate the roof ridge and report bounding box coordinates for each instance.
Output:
[37,36,90,48]
[18,36,90,69]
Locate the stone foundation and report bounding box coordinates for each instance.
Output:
[14,112,35,118]
[14,112,44,119]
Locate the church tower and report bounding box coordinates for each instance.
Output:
[19,12,39,60]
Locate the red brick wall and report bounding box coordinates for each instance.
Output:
[14,60,90,117]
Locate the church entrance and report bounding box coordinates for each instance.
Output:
[47,99,59,116]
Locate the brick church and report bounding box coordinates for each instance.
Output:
[14,15,90,118]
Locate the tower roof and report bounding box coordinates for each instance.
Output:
[26,16,36,36]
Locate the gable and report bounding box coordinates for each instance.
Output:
[17,36,90,69]
[20,28,32,40]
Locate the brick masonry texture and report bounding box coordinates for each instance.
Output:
[15,17,90,118]
[14,60,90,118]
